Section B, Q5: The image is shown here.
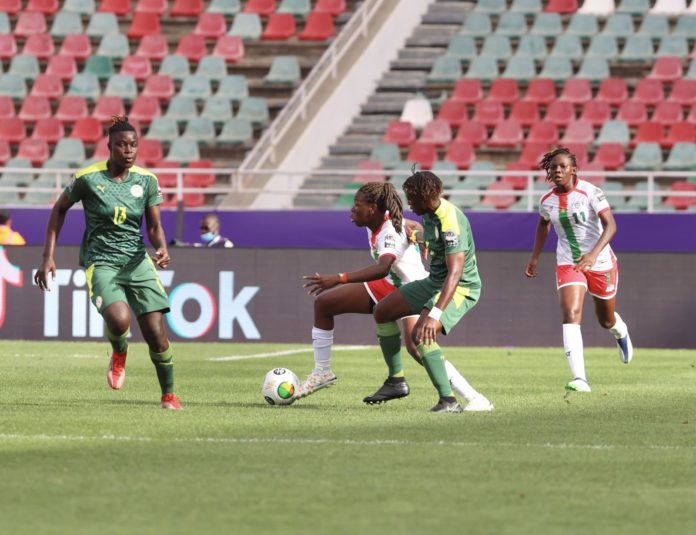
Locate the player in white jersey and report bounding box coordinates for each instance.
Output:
[525,147,633,393]
[296,182,492,411]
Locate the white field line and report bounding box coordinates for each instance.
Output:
[208,345,373,362]
[0,433,690,451]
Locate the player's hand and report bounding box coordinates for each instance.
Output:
[524,260,538,278]
[34,257,56,291]
[413,316,439,345]
[303,273,339,296]
[152,248,170,268]
[574,253,596,272]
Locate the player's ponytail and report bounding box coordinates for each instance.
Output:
[108,115,136,140]
[358,182,404,233]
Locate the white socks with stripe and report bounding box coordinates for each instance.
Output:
[445,360,479,402]
[563,323,586,381]
[608,312,628,340]
[311,327,334,374]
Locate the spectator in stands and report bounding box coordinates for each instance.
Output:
[370,171,487,413]
[0,210,26,246]
[198,213,234,248]
[524,147,633,394]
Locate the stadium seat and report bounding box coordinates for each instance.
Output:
[84,56,114,81]
[92,95,125,123]
[22,34,55,60]
[519,142,550,168]
[419,119,452,147]
[121,56,152,81]
[630,78,664,106]
[194,12,227,39]
[400,97,433,129]
[630,121,663,148]
[50,12,83,38]
[459,12,491,37]
[514,35,547,61]
[59,34,92,60]
[593,143,626,170]
[97,33,130,59]
[531,13,563,37]
[668,79,696,106]
[481,181,517,209]
[383,120,416,147]
[550,34,583,61]
[576,57,610,81]
[406,143,437,170]
[432,161,460,190]
[99,0,132,16]
[651,0,687,15]
[298,12,334,41]
[686,59,696,80]
[0,157,33,187]
[663,122,696,148]
[545,100,576,126]
[55,95,88,123]
[128,13,161,39]
[314,0,345,15]
[648,57,683,81]
[70,117,103,144]
[481,35,512,61]
[277,0,310,17]
[217,118,253,145]
[674,14,696,37]
[159,55,191,81]
[184,160,215,188]
[653,101,684,125]
[465,56,499,82]
[616,101,648,127]
[141,75,175,101]
[90,138,110,160]
[176,35,207,63]
[522,79,556,105]
[427,56,462,84]
[129,96,161,124]
[436,101,468,128]
[53,138,86,164]
[687,104,696,123]
[0,96,14,119]
[104,74,138,101]
[64,0,96,13]
[14,12,47,37]
[495,12,528,37]
[579,161,605,185]
[86,12,119,37]
[183,117,216,144]
[67,73,100,101]
[473,0,505,12]
[664,142,696,169]
[567,13,599,37]
[460,161,496,192]
[509,101,540,127]
[444,35,476,61]
[171,0,204,16]
[472,100,504,127]
[178,75,212,100]
[263,54,301,84]
[586,35,619,60]
[455,120,488,147]
[136,34,169,61]
[595,120,630,146]
[488,120,523,148]
[657,36,689,58]
[262,13,296,40]
[595,78,628,106]
[617,0,650,14]
[30,73,63,100]
[9,54,41,81]
[136,138,164,165]
[559,79,593,105]
[135,0,167,14]
[166,97,198,123]
[602,13,634,38]
[625,143,663,170]
[539,57,573,81]
[510,0,542,13]
[662,181,696,210]
[32,117,65,144]
[501,162,534,190]
[486,79,520,105]
[228,13,263,41]
[19,95,51,122]
[546,0,578,12]
[527,121,559,146]
[637,14,670,37]
[444,141,475,169]
[0,74,27,100]
[0,0,21,15]
[369,143,401,169]
[212,35,245,63]
[243,0,277,15]
[201,96,234,124]
[215,74,248,102]
[0,116,26,144]
[46,55,78,82]
[450,79,483,104]
[146,117,180,143]
[0,34,18,61]
[561,120,594,145]
[166,138,201,163]
[0,139,10,164]
[580,101,612,127]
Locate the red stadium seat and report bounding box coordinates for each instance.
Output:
[0,96,15,119]
[519,143,550,168]
[406,143,437,170]
[488,119,523,148]
[579,161,605,186]
[55,96,88,123]
[545,0,578,12]
[0,140,11,164]
[59,34,92,60]
[501,162,532,190]
[121,56,153,81]
[526,121,559,146]
[522,79,556,106]
[631,121,663,148]
[444,141,475,169]
[212,36,245,63]
[0,34,18,61]
[383,120,415,147]
[509,101,540,127]
[544,101,576,126]
[451,79,483,105]
[243,0,277,16]
[616,101,648,128]
[129,96,161,124]
[30,74,63,100]
[563,143,589,166]
[667,79,696,107]
[314,0,346,15]
[71,117,104,144]
[262,13,296,40]
[472,100,504,127]
[175,35,207,63]
[128,13,161,39]
[136,34,169,61]
[135,0,167,14]
[0,0,22,15]
[14,12,47,37]
[171,0,204,16]
[141,75,175,101]
[299,12,335,41]
[436,100,468,128]
[561,120,594,145]
[183,192,205,208]
[184,160,215,187]
[652,101,683,126]
[92,96,126,124]
[663,181,696,210]
[580,101,612,127]
[593,143,625,170]
[455,120,488,147]
[46,55,78,82]
[688,104,696,124]
[92,138,110,159]
[137,138,164,165]
[481,181,517,209]
[419,119,452,146]
[22,33,55,60]
[663,122,696,148]
[352,161,385,184]
[17,138,49,165]
[559,79,593,105]
[630,79,664,106]
[99,0,132,16]
[32,117,65,144]
[26,0,59,14]
[19,96,51,123]
[595,78,628,107]
[648,57,683,82]
[0,117,27,144]
[194,13,227,39]
[486,79,520,106]
[153,161,180,187]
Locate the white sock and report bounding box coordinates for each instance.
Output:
[609,312,628,340]
[444,360,479,402]
[562,323,586,381]
[311,327,333,373]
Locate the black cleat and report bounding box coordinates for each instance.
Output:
[430,397,463,413]
[363,378,410,404]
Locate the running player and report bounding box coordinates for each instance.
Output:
[368,171,491,413]
[524,147,633,393]
[34,116,182,410]
[297,182,492,411]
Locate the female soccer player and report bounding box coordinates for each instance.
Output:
[367,171,492,413]
[524,147,633,393]
[34,116,182,410]
[298,182,492,411]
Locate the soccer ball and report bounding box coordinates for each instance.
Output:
[262,368,299,406]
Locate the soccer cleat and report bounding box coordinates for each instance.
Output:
[363,378,410,404]
[160,393,182,410]
[564,378,592,392]
[616,332,633,364]
[430,398,463,413]
[463,395,494,412]
[295,370,337,399]
[107,352,127,390]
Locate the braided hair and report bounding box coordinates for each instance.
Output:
[539,146,578,183]
[402,170,443,203]
[358,182,404,233]
[108,115,136,140]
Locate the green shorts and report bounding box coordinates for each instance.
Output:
[399,277,480,335]
[86,255,170,318]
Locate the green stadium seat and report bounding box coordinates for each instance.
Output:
[8,54,40,81]
[67,73,101,101]
[515,35,547,60]
[510,0,542,14]
[194,56,228,81]
[481,35,512,61]
[473,0,506,12]
[164,96,198,123]
[264,55,301,85]
[637,14,669,37]
[53,138,86,165]
[50,11,83,37]
[159,55,191,82]
[83,55,114,81]
[166,138,201,163]
[63,0,96,14]
[595,120,630,146]
[460,161,496,190]
[207,0,242,14]
[530,13,563,37]
[625,143,662,170]
[501,56,537,80]
[427,56,462,84]
[600,181,627,210]
[145,117,180,143]
[96,33,130,59]
[444,35,476,60]
[686,59,696,80]
[1,157,33,187]
[178,75,212,100]
[586,35,619,60]
[566,13,599,39]
[673,15,696,38]
[277,0,310,17]
[215,74,248,102]
[451,183,481,210]
[182,117,216,144]
[465,56,499,82]
[539,57,573,81]
[575,57,610,81]
[619,35,655,63]
[617,0,650,14]
[0,12,10,34]
[602,14,635,38]
[217,117,253,145]
[624,181,652,210]
[656,36,689,58]
[494,12,528,37]
[369,143,401,169]
[549,34,583,61]
[104,74,138,101]
[86,12,120,37]
[228,13,262,41]
[459,13,491,37]
[201,96,233,124]
[663,142,696,170]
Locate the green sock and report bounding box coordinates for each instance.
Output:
[376,322,404,377]
[149,345,174,395]
[105,323,128,354]
[417,342,452,397]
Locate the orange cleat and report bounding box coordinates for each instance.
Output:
[107,352,127,390]
[160,393,182,410]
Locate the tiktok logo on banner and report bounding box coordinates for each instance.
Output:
[0,246,23,328]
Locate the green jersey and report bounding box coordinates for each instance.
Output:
[422,198,481,289]
[65,161,163,267]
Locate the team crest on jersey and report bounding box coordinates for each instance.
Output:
[444,230,459,247]
[384,234,396,249]
[130,184,144,198]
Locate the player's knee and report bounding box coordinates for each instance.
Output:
[149,337,169,354]
[563,308,582,323]
[598,317,614,330]
[314,293,332,317]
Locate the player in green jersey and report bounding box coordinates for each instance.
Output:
[34,116,181,410]
[368,170,492,413]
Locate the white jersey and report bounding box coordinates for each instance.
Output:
[367,218,428,286]
[539,179,614,270]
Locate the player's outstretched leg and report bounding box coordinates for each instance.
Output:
[363,322,410,404]
[443,360,494,412]
[296,327,338,398]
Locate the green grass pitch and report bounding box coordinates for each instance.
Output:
[0,341,694,535]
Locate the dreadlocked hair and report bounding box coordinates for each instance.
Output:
[108,115,136,139]
[402,170,442,203]
[358,182,404,233]
[539,146,577,182]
